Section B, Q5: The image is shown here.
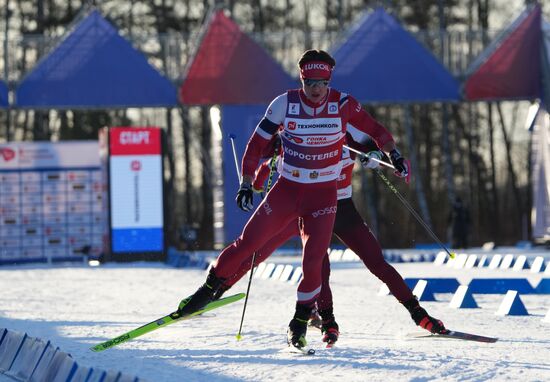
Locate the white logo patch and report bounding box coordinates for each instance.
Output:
[328,102,338,114]
[289,103,300,115]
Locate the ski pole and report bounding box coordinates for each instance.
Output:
[344,145,456,260]
[236,146,279,341]
[344,144,395,169]
[229,134,242,183]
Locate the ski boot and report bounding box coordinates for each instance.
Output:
[319,307,339,347]
[212,283,230,301]
[177,271,226,316]
[287,303,312,349]
[403,296,446,334]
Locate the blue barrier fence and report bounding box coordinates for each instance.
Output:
[0,328,141,382]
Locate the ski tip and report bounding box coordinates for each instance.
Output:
[286,345,315,355]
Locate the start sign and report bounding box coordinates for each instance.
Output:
[108,127,164,254]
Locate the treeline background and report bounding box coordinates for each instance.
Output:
[0,0,547,249]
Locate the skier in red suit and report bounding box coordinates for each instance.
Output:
[215,134,446,347]
[177,50,415,348]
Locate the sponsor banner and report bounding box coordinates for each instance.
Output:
[0,141,100,170]
[0,141,105,264]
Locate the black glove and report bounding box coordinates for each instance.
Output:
[389,149,409,179]
[236,182,254,211]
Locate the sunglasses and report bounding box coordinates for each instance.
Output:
[303,79,329,87]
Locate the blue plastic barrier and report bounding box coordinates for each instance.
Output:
[52,357,78,381]
[87,369,107,382]
[40,350,72,382]
[103,370,122,382]
[449,285,479,309]
[534,278,550,294]
[412,280,437,301]
[0,329,142,382]
[29,342,59,382]
[7,338,49,381]
[495,290,529,316]
[468,278,535,294]
[0,329,6,347]
[0,331,26,372]
[404,278,460,293]
[71,366,93,382]
[423,253,436,262]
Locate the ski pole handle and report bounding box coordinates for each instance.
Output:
[343,144,395,170]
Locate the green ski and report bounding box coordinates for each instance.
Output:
[91,293,246,352]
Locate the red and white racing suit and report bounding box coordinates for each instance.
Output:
[223,138,414,310]
[212,88,393,306]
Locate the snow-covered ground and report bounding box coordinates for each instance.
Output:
[1,255,549,382]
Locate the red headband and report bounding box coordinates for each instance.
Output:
[300,61,333,80]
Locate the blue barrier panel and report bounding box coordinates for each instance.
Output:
[50,357,77,382]
[118,373,140,382]
[7,338,49,381]
[0,329,6,347]
[103,370,122,382]
[404,278,460,293]
[0,331,142,382]
[423,253,436,262]
[279,265,294,282]
[412,280,437,301]
[29,344,59,382]
[0,331,26,372]
[449,285,479,309]
[260,263,276,279]
[71,366,92,382]
[468,278,535,294]
[534,278,550,294]
[40,351,71,382]
[495,290,529,316]
[87,369,107,382]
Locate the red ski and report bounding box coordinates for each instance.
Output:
[407,329,498,343]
